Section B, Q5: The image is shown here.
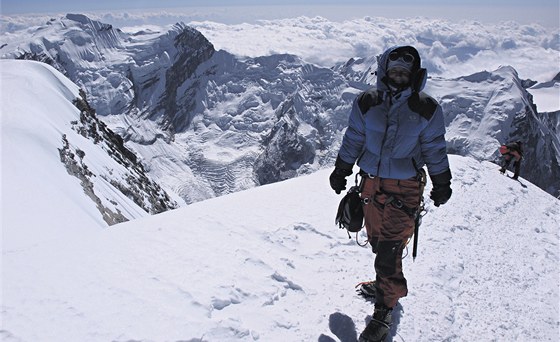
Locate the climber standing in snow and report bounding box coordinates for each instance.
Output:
[329,45,452,342]
[499,141,523,180]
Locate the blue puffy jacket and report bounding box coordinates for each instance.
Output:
[338,45,450,179]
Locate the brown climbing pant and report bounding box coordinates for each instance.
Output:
[360,176,422,308]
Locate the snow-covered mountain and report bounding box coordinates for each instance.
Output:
[2,80,559,340]
[428,67,560,196]
[1,14,355,203]
[1,59,179,226]
[1,13,559,203]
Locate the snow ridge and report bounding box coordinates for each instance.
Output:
[1,59,179,227]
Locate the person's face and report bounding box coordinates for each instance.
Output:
[387,68,411,87]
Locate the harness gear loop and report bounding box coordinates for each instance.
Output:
[353,173,369,246]
[411,158,427,261]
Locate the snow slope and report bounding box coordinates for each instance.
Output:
[1,59,119,233]
[2,148,559,341]
[0,59,179,229]
[1,33,559,342]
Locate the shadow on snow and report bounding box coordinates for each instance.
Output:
[318,303,403,342]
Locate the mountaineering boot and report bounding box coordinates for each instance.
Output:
[499,166,506,174]
[359,303,393,342]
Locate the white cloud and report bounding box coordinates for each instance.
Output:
[179,16,558,82]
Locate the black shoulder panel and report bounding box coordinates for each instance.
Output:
[357,88,382,114]
[407,92,438,121]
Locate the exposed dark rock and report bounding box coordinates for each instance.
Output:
[59,89,178,224]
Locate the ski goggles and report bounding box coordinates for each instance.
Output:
[388,51,415,63]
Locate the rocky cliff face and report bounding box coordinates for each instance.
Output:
[129,23,216,133]
[254,94,317,185]
[59,89,178,224]
[421,66,559,196]
[512,90,560,196]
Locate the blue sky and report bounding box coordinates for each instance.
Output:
[2,0,559,13]
[0,0,559,14]
[1,0,558,28]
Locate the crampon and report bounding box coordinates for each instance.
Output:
[355,280,377,300]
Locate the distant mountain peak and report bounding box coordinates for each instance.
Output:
[65,13,115,31]
[2,17,558,200]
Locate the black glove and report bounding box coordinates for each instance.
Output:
[430,169,452,207]
[329,156,354,194]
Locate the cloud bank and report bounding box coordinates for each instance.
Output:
[187,16,559,83]
[1,9,558,83]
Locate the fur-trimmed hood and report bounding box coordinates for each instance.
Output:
[376,45,427,93]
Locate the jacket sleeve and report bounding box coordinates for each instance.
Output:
[420,104,450,176]
[337,97,366,165]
